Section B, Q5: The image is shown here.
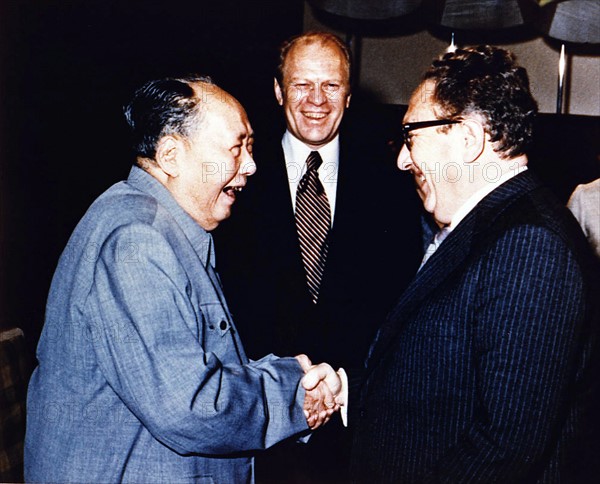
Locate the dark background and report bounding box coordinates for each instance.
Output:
[0,0,305,356]
[0,0,598,360]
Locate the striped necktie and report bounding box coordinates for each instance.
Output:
[295,151,331,304]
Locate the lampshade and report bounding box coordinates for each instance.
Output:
[536,0,600,44]
[308,0,423,20]
[430,0,534,30]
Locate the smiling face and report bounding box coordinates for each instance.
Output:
[274,40,351,150]
[169,86,256,231]
[397,81,467,226]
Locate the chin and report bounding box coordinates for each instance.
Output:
[300,129,330,144]
[423,197,436,214]
[218,209,232,223]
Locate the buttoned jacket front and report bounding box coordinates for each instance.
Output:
[25,166,308,483]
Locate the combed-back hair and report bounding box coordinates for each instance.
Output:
[124,75,213,161]
[276,31,351,85]
[423,45,538,159]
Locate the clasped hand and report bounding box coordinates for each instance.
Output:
[295,354,345,430]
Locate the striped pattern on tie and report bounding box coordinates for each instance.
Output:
[295,151,331,304]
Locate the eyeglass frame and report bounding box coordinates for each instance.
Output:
[401,119,461,151]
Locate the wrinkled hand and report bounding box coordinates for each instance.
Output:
[295,355,342,430]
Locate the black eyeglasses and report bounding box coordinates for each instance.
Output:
[401,119,461,151]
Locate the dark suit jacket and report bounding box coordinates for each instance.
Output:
[351,171,600,483]
[214,115,423,482]
[216,118,423,371]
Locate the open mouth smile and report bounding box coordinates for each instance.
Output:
[303,112,327,120]
[223,186,243,201]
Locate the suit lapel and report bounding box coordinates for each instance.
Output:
[365,171,542,372]
[255,140,314,304]
[365,214,476,369]
[316,134,368,300]
[322,138,351,267]
[255,141,301,249]
[262,143,296,225]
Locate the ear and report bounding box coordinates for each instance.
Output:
[274,78,284,106]
[460,118,485,163]
[154,135,181,178]
[345,92,352,109]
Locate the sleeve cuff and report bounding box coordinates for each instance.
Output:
[337,367,349,427]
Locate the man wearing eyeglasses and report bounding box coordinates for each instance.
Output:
[346,45,600,483]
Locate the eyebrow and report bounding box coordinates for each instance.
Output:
[234,132,254,143]
[402,119,460,131]
[288,78,343,83]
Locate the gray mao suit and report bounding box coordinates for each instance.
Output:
[25,166,309,483]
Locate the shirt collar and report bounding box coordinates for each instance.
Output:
[449,165,528,230]
[282,130,340,177]
[126,165,215,268]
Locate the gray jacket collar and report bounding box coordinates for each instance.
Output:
[126,165,215,268]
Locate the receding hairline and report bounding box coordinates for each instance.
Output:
[279,32,351,83]
[183,81,244,126]
[185,81,250,138]
[187,81,234,106]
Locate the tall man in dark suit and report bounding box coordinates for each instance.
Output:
[215,32,422,482]
[347,45,600,483]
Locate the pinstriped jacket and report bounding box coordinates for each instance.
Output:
[352,171,600,483]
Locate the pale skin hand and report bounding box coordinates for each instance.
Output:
[295,355,342,429]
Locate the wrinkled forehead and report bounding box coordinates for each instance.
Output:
[284,40,349,80]
[204,93,252,138]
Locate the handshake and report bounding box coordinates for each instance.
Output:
[295,354,347,430]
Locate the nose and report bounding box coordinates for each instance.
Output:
[307,84,326,106]
[397,144,412,171]
[240,149,257,177]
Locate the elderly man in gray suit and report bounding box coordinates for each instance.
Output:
[25,75,342,483]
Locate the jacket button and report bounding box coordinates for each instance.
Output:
[219,320,227,331]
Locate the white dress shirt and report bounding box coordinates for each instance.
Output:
[418,166,528,271]
[449,166,529,230]
[282,131,339,224]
